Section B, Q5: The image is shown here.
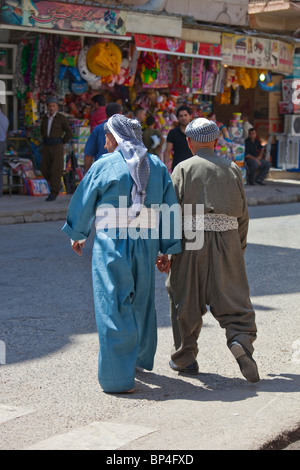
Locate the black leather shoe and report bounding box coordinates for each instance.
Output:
[169,360,199,375]
[256,180,266,186]
[230,341,260,383]
[45,194,57,201]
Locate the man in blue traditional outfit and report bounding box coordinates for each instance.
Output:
[62,115,182,394]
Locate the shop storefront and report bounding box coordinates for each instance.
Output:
[0,2,133,194]
[213,32,296,172]
[0,1,297,194]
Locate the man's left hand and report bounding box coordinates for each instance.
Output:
[156,255,171,273]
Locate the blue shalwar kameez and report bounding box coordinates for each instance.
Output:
[62,150,181,392]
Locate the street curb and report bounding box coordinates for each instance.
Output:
[246,193,300,206]
[0,209,68,225]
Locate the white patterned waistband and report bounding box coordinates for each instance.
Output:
[184,213,238,232]
[95,207,158,230]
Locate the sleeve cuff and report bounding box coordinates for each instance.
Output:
[71,239,86,246]
[62,222,88,241]
[160,240,182,255]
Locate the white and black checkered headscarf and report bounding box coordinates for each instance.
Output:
[107,114,150,218]
[185,118,220,143]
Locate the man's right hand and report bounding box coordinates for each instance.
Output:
[72,240,85,256]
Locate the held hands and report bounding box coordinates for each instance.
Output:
[156,255,171,274]
[72,240,85,256]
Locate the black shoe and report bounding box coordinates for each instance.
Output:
[230,341,260,383]
[45,194,57,201]
[256,180,266,186]
[248,182,255,186]
[169,360,199,375]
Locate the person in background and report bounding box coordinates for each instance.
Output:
[134,106,146,125]
[157,117,259,384]
[0,104,9,197]
[163,105,193,172]
[242,115,254,140]
[62,115,181,394]
[142,115,162,157]
[40,97,72,201]
[90,94,106,131]
[84,102,122,173]
[245,128,270,186]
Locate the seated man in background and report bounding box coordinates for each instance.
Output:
[245,128,271,185]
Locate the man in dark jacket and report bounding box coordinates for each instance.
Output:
[40,97,72,201]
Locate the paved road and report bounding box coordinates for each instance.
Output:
[0,203,300,451]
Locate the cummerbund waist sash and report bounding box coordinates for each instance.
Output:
[184,213,238,232]
[43,137,63,146]
[94,208,238,232]
[95,207,158,230]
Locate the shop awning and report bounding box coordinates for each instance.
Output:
[134,34,222,61]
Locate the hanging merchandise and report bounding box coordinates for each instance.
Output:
[236,67,252,90]
[57,77,71,99]
[258,71,275,91]
[86,42,122,77]
[59,64,82,82]
[122,44,139,87]
[23,40,36,87]
[57,38,81,67]
[24,95,39,128]
[13,42,27,99]
[225,67,237,88]
[249,68,258,88]
[57,37,84,93]
[138,51,159,85]
[233,86,240,105]
[217,87,231,105]
[202,70,215,94]
[172,56,192,90]
[77,45,102,88]
[70,80,89,95]
[191,58,204,89]
[34,35,60,92]
[143,54,169,89]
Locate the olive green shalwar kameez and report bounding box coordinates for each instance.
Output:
[166,149,257,369]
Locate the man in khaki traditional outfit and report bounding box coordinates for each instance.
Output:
[157,117,259,383]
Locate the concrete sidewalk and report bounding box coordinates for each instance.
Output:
[1,179,300,226]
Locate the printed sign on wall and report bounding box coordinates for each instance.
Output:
[1,1,127,35]
[221,33,294,74]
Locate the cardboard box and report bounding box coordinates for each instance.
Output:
[279,101,294,114]
[282,79,296,101]
[269,118,283,134]
[293,103,300,114]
